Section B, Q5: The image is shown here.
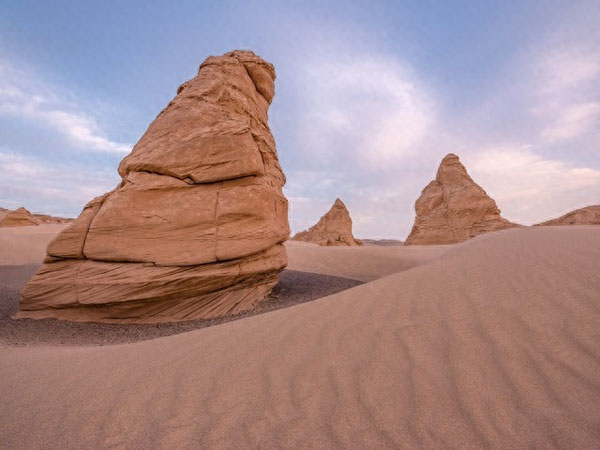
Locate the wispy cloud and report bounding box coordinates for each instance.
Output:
[0,151,119,216]
[293,53,435,170]
[536,47,600,95]
[466,147,600,224]
[530,45,600,145]
[541,102,600,142]
[0,59,131,153]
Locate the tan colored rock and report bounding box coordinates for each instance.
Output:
[0,207,73,226]
[536,205,600,226]
[292,198,362,246]
[18,50,290,323]
[0,207,39,227]
[405,154,517,245]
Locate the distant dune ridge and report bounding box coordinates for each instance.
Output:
[536,204,600,226]
[293,198,362,246]
[17,50,290,324]
[405,153,517,245]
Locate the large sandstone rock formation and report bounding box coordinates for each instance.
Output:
[405,154,516,245]
[536,205,600,226]
[18,50,289,323]
[0,207,39,227]
[292,198,361,246]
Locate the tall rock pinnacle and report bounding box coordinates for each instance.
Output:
[18,50,290,323]
[405,154,516,245]
[292,198,362,246]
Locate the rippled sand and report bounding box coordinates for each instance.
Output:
[1,226,600,449]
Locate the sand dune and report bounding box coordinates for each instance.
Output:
[1,226,600,449]
[286,240,452,281]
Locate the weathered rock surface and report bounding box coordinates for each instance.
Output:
[405,154,517,245]
[0,207,39,227]
[292,198,362,246]
[18,50,290,323]
[536,205,600,226]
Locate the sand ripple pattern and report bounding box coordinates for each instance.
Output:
[1,226,600,449]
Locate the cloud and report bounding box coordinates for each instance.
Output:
[530,42,600,144]
[541,102,600,142]
[0,151,120,216]
[466,147,600,224]
[293,53,435,170]
[0,59,131,154]
[536,47,600,95]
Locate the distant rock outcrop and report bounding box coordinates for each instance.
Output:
[405,154,517,245]
[18,50,290,323]
[0,207,74,227]
[0,207,39,227]
[292,198,361,246]
[536,205,600,226]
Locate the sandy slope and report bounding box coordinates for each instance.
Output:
[1,226,600,449]
[0,224,67,265]
[286,240,452,281]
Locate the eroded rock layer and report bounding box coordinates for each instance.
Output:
[292,198,361,246]
[405,154,516,245]
[537,205,600,226]
[18,50,290,323]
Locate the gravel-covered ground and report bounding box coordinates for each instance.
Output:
[0,265,362,346]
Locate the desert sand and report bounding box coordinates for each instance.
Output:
[0,224,68,265]
[1,225,600,449]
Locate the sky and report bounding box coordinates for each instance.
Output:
[0,0,598,239]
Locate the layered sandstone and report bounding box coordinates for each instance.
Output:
[405,154,516,245]
[18,50,290,323]
[536,205,600,226]
[0,207,39,227]
[292,198,361,246]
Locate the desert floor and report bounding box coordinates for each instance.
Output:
[1,225,599,449]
